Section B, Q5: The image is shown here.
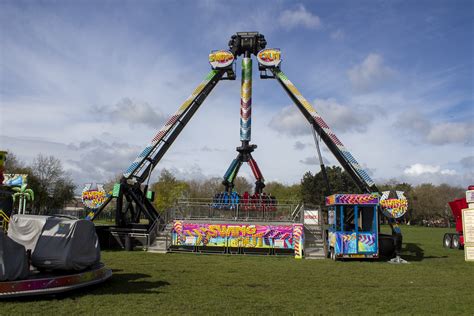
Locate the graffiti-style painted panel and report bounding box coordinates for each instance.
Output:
[172,221,304,258]
[358,233,377,253]
[329,231,376,255]
[326,193,379,206]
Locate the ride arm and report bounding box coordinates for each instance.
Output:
[270,68,378,194]
[123,69,226,183]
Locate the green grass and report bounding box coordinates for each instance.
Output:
[2,226,474,315]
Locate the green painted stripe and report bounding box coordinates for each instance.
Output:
[205,70,219,80]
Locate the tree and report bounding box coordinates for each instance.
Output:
[28,154,75,213]
[233,176,253,194]
[301,166,360,206]
[152,169,189,212]
[264,181,301,201]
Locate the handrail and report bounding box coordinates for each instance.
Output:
[291,203,303,222]
[0,210,9,232]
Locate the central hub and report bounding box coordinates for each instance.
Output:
[228,32,267,56]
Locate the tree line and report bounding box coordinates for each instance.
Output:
[3,152,468,224]
[152,166,467,224]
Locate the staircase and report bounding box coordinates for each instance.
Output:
[304,224,326,259]
[147,223,172,253]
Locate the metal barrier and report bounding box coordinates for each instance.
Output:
[173,198,302,223]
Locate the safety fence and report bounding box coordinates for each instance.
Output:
[173,198,303,223]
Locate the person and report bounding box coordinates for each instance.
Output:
[223,191,230,209]
[242,191,249,210]
[261,192,268,212]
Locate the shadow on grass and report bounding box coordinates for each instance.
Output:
[401,243,448,261]
[95,272,170,295]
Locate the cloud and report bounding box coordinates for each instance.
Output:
[268,106,311,136]
[330,29,345,40]
[300,156,331,166]
[395,111,471,145]
[403,163,457,176]
[269,99,373,136]
[66,139,141,185]
[278,4,321,30]
[158,164,208,182]
[314,98,373,133]
[426,122,471,145]
[397,163,471,187]
[200,146,224,152]
[460,156,474,169]
[0,135,141,193]
[300,156,318,165]
[94,98,167,129]
[348,53,396,93]
[294,141,308,151]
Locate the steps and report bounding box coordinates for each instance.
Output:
[304,225,326,259]
[147,223,173,253]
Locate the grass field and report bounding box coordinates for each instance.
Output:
[2,226,474,315]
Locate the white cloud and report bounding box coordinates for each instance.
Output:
[395,111,471,145]
[268,105,311,136]
[348,53,396,93]
[299,156,330,166]
[460,156,474,169]
[330,29,345,40]
[0,135,141,192]
[300,156,318,165]
[314,98,373,133]
[94,98,167,129]
[294,141,308,151]
[278,4,321,30]
[403,163,456,176]
[426,122,471,145]
[268,99,374,136]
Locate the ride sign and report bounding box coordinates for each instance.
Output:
[209,50,234,69]
[380,191,408,219]
[257,48,281,67]
[82,184,107,209]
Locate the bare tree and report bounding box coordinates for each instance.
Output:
[31,154,75,213]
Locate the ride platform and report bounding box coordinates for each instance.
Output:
[0,263,112,299]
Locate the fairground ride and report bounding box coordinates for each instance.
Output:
[90,32,403,259]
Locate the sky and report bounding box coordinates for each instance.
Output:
[0,0,473,192]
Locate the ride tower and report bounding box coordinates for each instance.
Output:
[222,32,266,194]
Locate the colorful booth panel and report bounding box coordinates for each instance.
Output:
[329,232,357,254]
[358,233,377,253]
[326,193,379,206]
[329,231,377,256]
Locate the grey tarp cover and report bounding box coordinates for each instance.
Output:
[32,218,101,271]
[8,214,49,252]
[0,230,29,281]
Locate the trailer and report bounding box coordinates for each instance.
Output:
[444,197,468,249]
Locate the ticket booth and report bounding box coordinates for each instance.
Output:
[326,194,379,260]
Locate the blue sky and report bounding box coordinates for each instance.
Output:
[1,0,473,190]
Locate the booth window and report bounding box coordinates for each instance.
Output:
[358,206,374,232]
[343,206,355,231]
